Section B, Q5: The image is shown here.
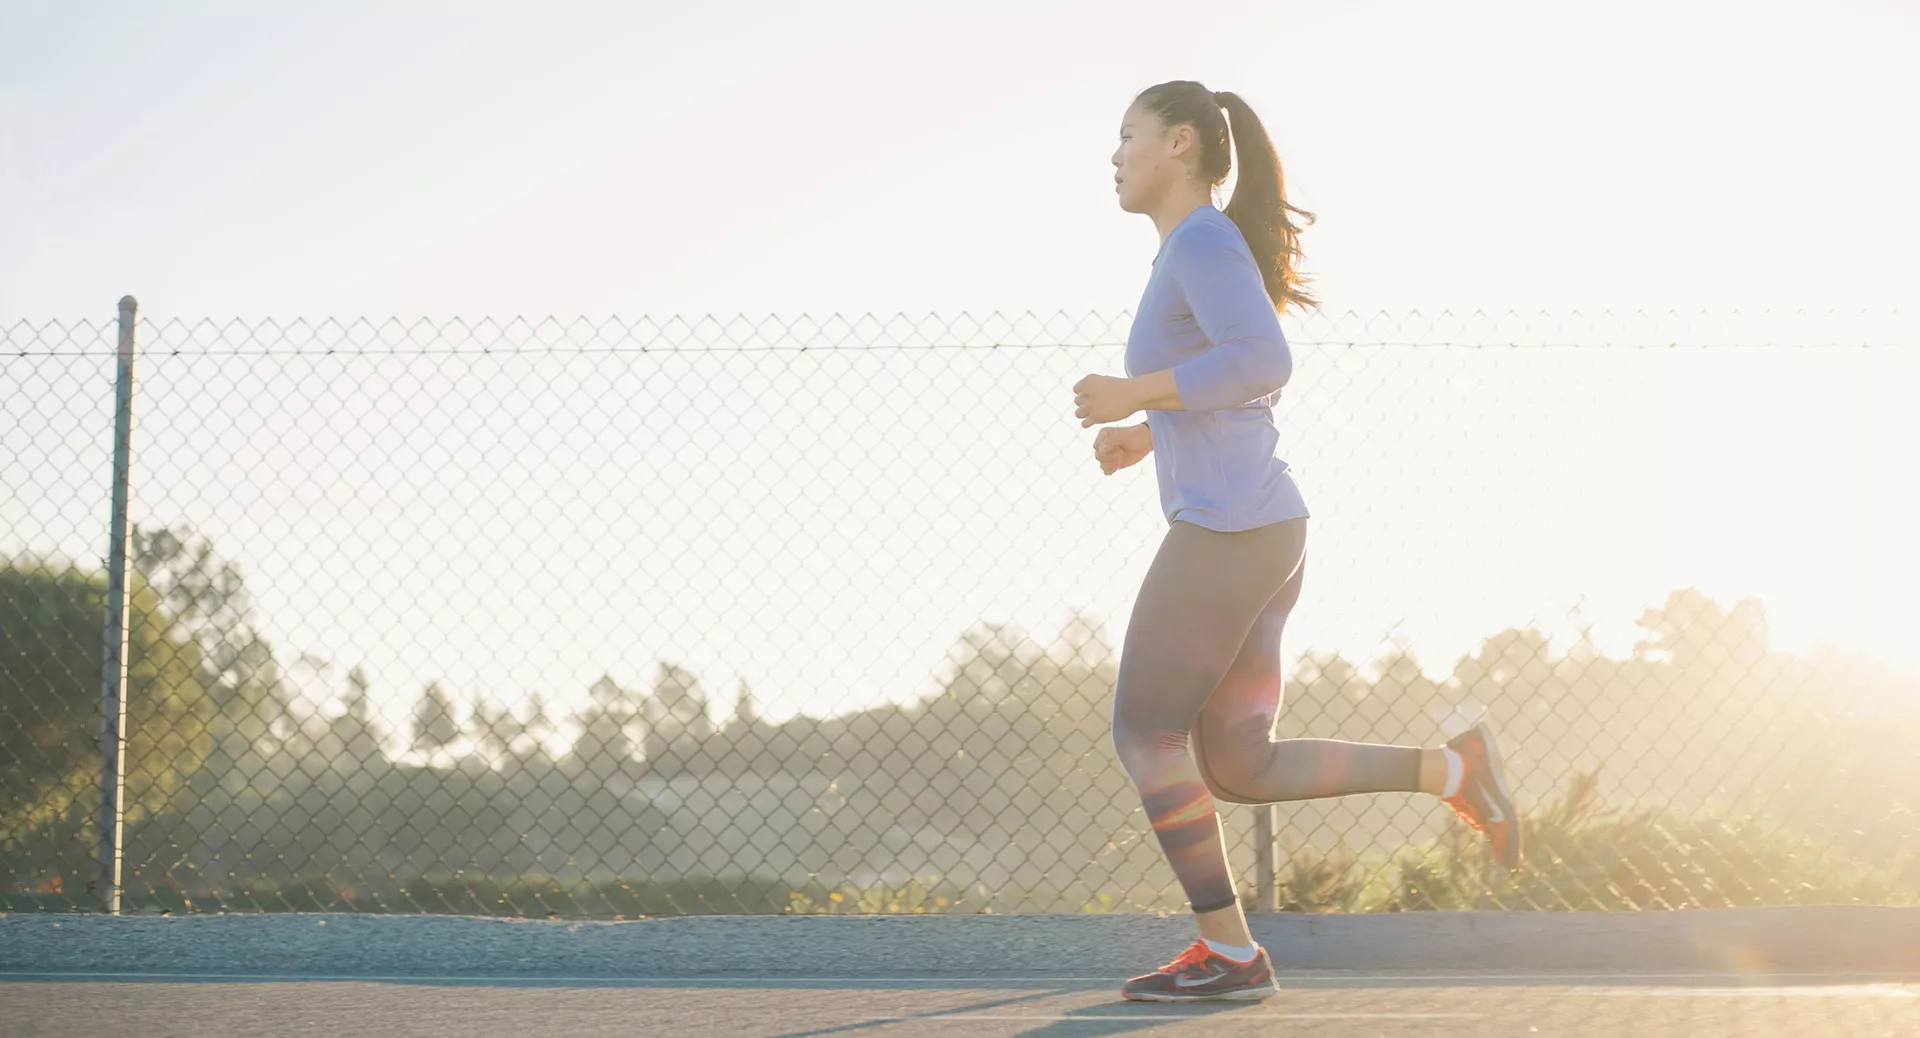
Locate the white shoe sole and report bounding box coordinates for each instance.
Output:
[1472,721,1517,811]
[1123,982,1280,1002]
[1467,720,1522,868]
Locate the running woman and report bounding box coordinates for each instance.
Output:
[1072,80,1523,1003]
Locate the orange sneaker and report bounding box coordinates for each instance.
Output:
[1442,720,1523,871]
[1120,940,1279,1002]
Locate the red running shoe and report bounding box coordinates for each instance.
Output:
[1120,940,1279,1002]
[1443,720,1523,871]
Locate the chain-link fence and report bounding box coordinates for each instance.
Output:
[4,304,1917,917]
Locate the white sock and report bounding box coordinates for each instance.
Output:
[1203,938,1259,963]
[1441,747,1464,798]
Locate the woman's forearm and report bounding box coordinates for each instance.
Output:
[1126,369,1184,413]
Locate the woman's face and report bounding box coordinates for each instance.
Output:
[1111,103,1191,214]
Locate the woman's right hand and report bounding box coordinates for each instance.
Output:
[1093,422,1152,475]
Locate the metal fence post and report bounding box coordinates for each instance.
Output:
[1252,804,1276,912]
[97,295,139,914]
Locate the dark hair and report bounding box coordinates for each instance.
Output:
[1134,81,1316,312]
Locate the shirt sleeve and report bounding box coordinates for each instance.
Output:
[1165,219,1293,411]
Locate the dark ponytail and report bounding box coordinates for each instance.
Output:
[1135,81,1317,312]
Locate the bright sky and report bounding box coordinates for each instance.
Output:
[5,1,1918,730]
[7,0,1918,318]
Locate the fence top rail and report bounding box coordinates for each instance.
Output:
[3,308,1913,357]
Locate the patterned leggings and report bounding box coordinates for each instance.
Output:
[1111,518,1423,913]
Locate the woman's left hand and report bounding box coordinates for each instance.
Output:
[1073,374,1142,428]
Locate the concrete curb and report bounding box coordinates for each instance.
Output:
[2,908,1915,978]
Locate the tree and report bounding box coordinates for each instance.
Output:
[1364,647,1437,737]
[471,698,513,766]
[713,679,773,776]
[729,680,761,730]
[1288,650,1364,740]
[131,525,288,771]
[641,662,712,771]
[300,662,386,774]
[938,622,1045,708]
[566,674,641,778]
[1450,627,1557,729]
[512,693,557,769]
[410,682,460,758]
[1,555,212,871]
[1634,589,1770,676]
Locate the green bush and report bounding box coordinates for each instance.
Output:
[21,772,1911,917]
[1371,770,1918,911]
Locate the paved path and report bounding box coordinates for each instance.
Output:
[6,972,1917,1037]
[8,910,1919,1035]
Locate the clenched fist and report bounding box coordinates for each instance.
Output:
[1073,373,1143,428]
[1093,423,1152,475]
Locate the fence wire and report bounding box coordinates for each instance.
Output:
[3,309,1916,917]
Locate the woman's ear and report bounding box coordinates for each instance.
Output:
[1168,122,1198,163]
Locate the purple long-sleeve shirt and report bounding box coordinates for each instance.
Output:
[1123,205,1309,532]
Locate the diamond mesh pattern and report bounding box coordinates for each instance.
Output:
[2,309,1915,917]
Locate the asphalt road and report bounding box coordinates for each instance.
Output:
[5,972,1917,1037]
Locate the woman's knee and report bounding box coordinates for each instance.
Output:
[1111,722,1187,785]
[1193,721,1270,801]
[1193,752,1250,802]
